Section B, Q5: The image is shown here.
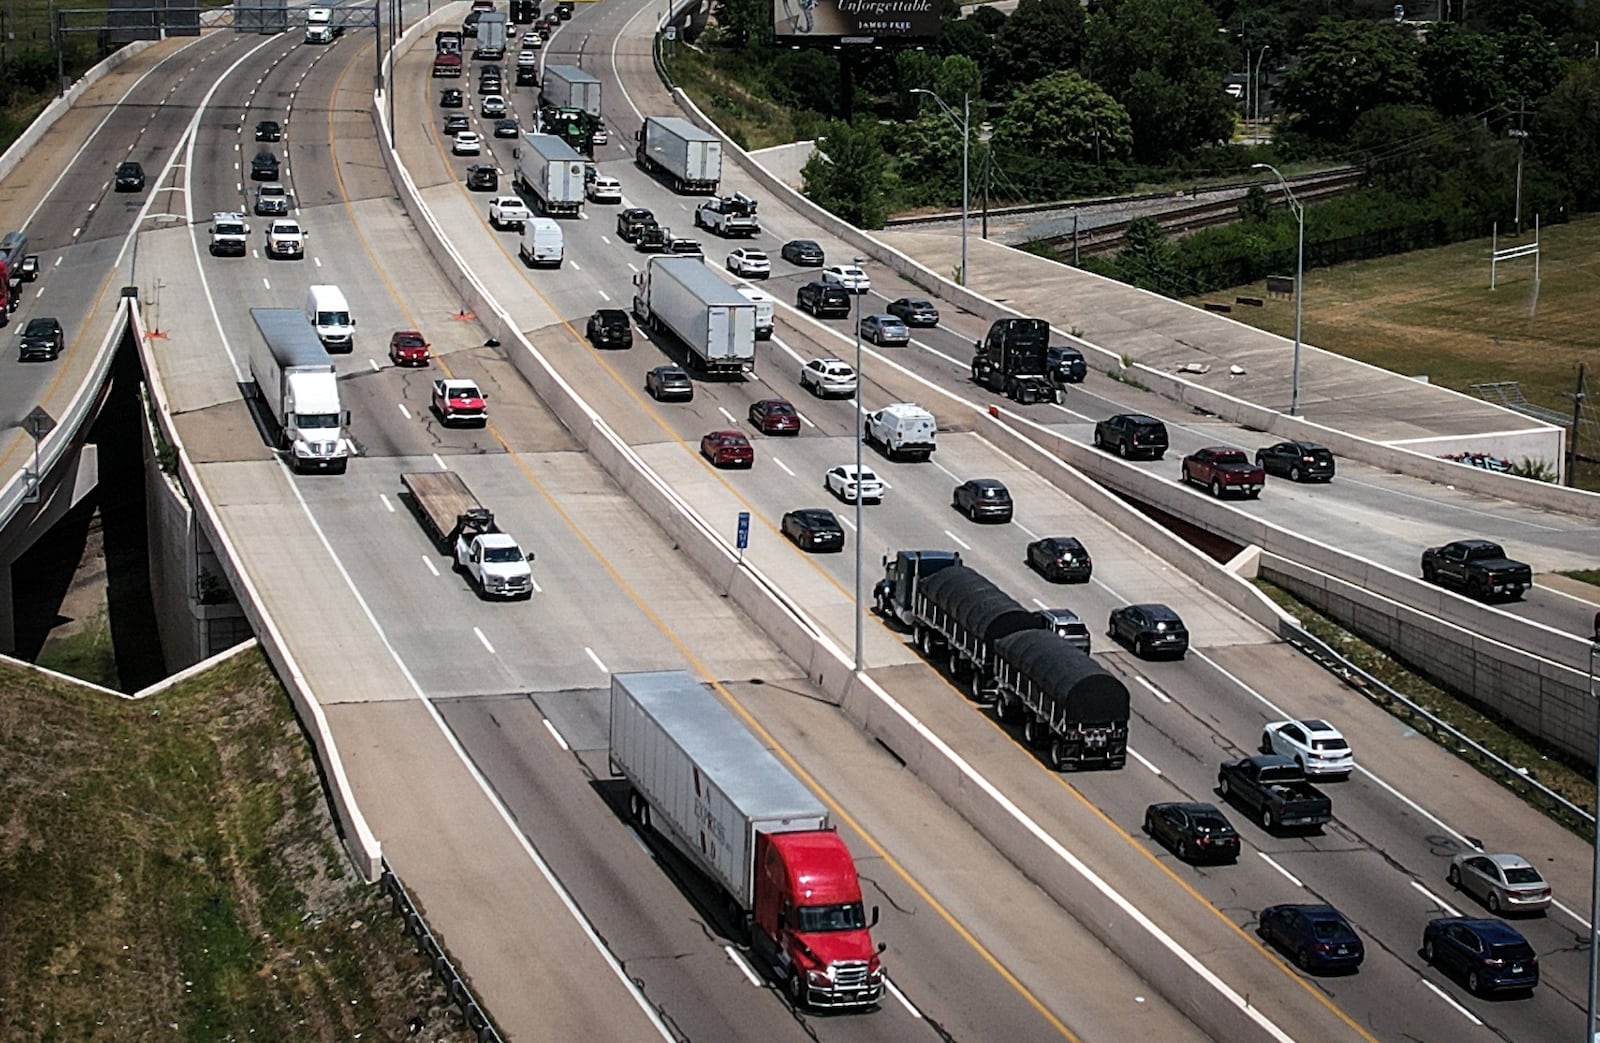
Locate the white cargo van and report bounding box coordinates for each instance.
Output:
[304,284,355,351]
[865,402,937,461]
[519,217,564,268]
[733,282,774,340]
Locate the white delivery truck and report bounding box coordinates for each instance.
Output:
[519,217,564,268]
[248,308,352,474]
[514,133,585,217]
[473,11,507,59]
[636,115,721,194]
[732,282,774,340]
[303,284,355,351]
[540,64,601,117]
[632,256,756,376]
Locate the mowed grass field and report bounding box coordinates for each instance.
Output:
[1189,216,1600,418]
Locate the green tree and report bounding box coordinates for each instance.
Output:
[1276,21,1425,139]
[1419,25,1504,117]
[937,17,997,69]
[991,70,1133,164]
[715,0,770,48]
[1349,105,1455,199]
[1116,216,1184,295]
[936,54,982,102]
[988,0,1086,99]
[802,120,892,228]
[1083,0,1234,162]
[1497,15,1563,103]
[1238,185,1272,223]
[890,113,966,206]
[1532,59,1600,209]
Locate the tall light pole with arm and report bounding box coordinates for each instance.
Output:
[1253,163,1304,415]
[1253,46,1271,132]
[1588,611,1600,1043]
[852,257,867,673]
[910,88,969,286]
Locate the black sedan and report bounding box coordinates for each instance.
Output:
[1259,905,1365,973]
[781,239,825,266]
[114,160,145,191]
[1144,802,1240,864]
[444,113,472,134]
[493,117,520,138]
[645,365,693,401]
[466,164,498,191]
[952,478,1013,523]
[254,119,281,142]
[1026,536,1092,583]
[1108,603,1188,659]
[1256,440,1336,482]
[18,316,64,361]
[586,308,633,349]
[887,297,939,327]
[250,151,279,181]
[1422,917,1538,995]
[440,88,464,108]
[781,509,845,553]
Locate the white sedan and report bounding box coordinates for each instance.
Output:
[452,131,482,156]
[821,264,870,293]
[726,248,771,279]
[1259,719,1354,778]
[825,464,885,504]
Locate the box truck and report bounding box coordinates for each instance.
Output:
[514,133,585,217]
[609,671,886,1010]
[539,64,601,117]
[473,11,507,59]
[632,256,755,375]
[248,309,351,474]
[636,115,721,194]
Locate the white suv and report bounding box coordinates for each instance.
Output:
[586,175,622,203]
[800,357,856,398]
[726,248,770,279]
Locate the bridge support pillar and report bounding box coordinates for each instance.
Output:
[0,443,99,654]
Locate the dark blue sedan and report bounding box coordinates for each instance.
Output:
[1258,904,1364,973]
[1422,917,1539,995]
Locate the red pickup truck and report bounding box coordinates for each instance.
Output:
[1182,446,1265,499]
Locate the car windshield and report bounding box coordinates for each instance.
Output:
[662,372,688,385]
[482,546,525,564]
[1311,920,1353,941]
[296,413,339,429]
[977,487,1005,499]
[794,902,867,933]
[744,252,768,262]
[765,402,794,415]
[395,334,424,347]
[1502,867,1543,885]
[316,311,350,326]
[449,386,480,398]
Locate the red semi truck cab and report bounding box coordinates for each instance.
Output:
[755,829,885,1008]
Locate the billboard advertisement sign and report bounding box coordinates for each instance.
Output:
[773,0,939,44]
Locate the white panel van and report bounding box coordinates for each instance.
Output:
[304,284,355,351]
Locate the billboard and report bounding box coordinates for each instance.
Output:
[773,0,939,44]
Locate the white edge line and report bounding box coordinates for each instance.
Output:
[542,717,570,751]
[586,646,608,673]
[1135,675,1171,703]
[724,946,763,988]
[1410,880,1462,917]
[884,976,922,1017]
[1126,747,1162,776]
[1257,852,1303,888]
[421,555,439,577]
[379,493,395,513]
[1418,977,1482,1025]
[474,626,496,655]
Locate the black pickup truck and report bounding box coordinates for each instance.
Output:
[1217,755,1333,832]
[1420,539,1532,601]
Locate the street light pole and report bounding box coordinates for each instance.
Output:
[1253,163,1304,416]
[1253,46,1271,133]
[910,88,970,286]
[1588,610,1600,1043]
[852,257,867,674]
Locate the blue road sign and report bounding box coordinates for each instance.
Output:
[736,511,750,550]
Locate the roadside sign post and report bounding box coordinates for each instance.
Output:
[22,405,55,505]
[736,511,750,564]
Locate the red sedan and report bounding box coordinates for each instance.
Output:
[747,398,800,435]
[699,429,754,469]
[389,330,430,366]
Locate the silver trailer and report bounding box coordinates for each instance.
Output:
[636,115,721,194]
[631,256,756,375]
[514,133,585,217]
[540,64,601,117]
[473,11,507,59]
[608,671,828,908]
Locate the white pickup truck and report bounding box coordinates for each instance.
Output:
[693,192,759,237]
[401,472,534,600]
[209,212,250,256]
[488,195,534,231]
[265,218,306,259]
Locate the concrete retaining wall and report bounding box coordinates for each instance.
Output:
[131,300,383,881]
[665,88,1591,519]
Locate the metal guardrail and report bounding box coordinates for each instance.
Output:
[383,860,506,1043]
[1280,617,1592,833]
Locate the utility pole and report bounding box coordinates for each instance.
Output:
[1569,363,1586,488]
[1509,96,1531,235]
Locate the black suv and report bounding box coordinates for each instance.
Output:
[255,120,281,142]
[1047,344,1087,383]
[952,478,1014,522]
[18,317,64,361]
[586,308,633,349]
[440,88,464,107]
[466,164,498,191]
[796,281,850,318]
[1093,413,1168,460]
[114,161,145,191]
[616,207,655,242]
[250,151,279,181]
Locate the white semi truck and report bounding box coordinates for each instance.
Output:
[632,256,756,376]
[636,115,721,194]
[514,133,585,217]
[539,64,601,117]
[248,308,352,474]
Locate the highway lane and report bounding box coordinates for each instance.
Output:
[154,14,1224,1040]
[400,6,1600,1038]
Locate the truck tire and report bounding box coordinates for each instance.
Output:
[1022,717,1041,748]
[1422,563,1437,584]
[993,693,1011,723]
[1049,739,1068,771]
[1261,806,1276,831]
[1259,732,1274,755]
[1117,441,1128,458]
[1219,776,1231,797]
[1210,479,1222,498]
[786,971,806,1009]
[627,789,651,829]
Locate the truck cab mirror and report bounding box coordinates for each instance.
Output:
[526,552,535,561]
[340,410,351,425]
[512,147,520,159]
[869,905,880,927]
[876,942,887,955]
